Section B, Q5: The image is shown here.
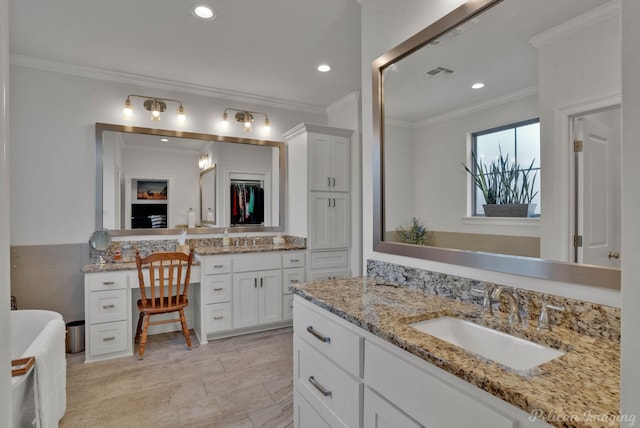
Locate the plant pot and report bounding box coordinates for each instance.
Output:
[482,203,536,218]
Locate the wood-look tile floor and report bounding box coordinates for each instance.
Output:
[61,327,294,428]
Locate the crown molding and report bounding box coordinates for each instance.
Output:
[529,0,620,49]
[10,54,326,115]
[282,122,355,140]
[415,85,539,128]
[326,91,360,116]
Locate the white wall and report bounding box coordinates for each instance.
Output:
[9,65,326,245]
[383,122,415,231]
[360,0,620,307]
[621,0,640,422]
[535,11,621,262]
[0,0,12,423]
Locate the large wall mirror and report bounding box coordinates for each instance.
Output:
[96,123,285,236]
[372,0,621,289]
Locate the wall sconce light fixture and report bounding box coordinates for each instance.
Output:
[220,107,270,134]
[198,153,210,170]
[123,94,186,123]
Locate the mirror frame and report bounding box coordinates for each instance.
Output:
[371,0,620,290]
[95,122,286,236]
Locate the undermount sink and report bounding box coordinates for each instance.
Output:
[410,316,565,371]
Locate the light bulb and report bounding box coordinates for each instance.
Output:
[151,101,161,121]
[263,118,271,134]
[221,112,229,128]
[123,99,133,119]
[177,104,186,124]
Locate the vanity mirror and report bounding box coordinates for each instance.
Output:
[372,0,621,288]
[96,123,285,236]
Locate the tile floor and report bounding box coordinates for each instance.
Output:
[61,327,294,428]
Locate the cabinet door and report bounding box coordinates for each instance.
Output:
[309,192,332,249]
[331,136,350,192]
[259,269,283,325]
[233,272,259,329]
[308,134,333,191]
[364,387,421,428]
[330,193,350,248]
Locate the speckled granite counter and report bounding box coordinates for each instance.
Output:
[195,243,305,256]
[291,277,620,428]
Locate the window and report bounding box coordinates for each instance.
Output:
[471,119,540,216]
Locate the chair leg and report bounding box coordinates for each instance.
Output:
[138,313,150,360]
[179,309,192,350]
[134,312,144,344]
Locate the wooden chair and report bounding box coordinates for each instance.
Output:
[134,248,194,359]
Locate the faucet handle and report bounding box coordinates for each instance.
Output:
[471,285,493,314]
[537,303,565,331]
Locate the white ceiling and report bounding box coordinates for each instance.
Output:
[9,0,362,111]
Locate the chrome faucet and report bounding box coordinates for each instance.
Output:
[537,303,565,331]
[491,286,522,325]
[471,285,494,315]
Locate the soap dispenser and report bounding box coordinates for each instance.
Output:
[222,228,230,247]
[187,208,196,229]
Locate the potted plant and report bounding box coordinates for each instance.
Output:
[462,149,538,217]
[396,217,431,245]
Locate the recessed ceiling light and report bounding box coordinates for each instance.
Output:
[161,138,169,142]
[471,82,485,89]
[192,5,216,20]
[317,64,331,73]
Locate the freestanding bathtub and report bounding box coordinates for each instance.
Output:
[11,310,65,428]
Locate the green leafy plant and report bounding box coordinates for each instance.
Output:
[462,148,538,205]
[396,217,430,245]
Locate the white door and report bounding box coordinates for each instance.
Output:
[258,269,282,325]
[331,136,351,192]
[233,272,259,328]
[308,192,332,249]
[575,109,621,267]
[308,135,332,191]
[330,193,351,249]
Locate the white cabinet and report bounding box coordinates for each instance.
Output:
[84,271,131,362]
[308,192,350,250]
[294,296,554,428]
[284,123,354,280]
[283,251,306,321]
[308,133,350,193]
[233,269,282,328]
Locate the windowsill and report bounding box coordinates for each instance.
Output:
[461,216,540,229]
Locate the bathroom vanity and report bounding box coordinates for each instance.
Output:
[291,277,619,428]
[82,242,305,362]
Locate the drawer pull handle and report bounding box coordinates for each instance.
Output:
[213,265,224,268]
[306,326,330,343]
[213,287,224,291]
[213,316,224,320]
[308,376,332,397]
[103,336,115,342]
[102,304,115,309]
[290,259,299,263]
[102,281,115,285]
[290,280,299,284]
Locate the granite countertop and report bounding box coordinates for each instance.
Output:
[83,243,306,272]
[291,277,620,428]
[194,243,306,256]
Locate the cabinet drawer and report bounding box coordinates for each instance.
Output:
[283,267,305,293]
[205,302,232,333]
[233,253,281,272]
[364,387,421,428]
[204,257,231,275]
[294,297,362,378]
[203,274,232,304]
[294,389,332,428]
[294,336,362,428]
[310,269,351,281]
[310,250,348,270]
[89,321,128,356]
[89,289,127,324]
[282,251,305,268]
[364,340,516,428]
[86,271,128,292]
[283,294,294,321]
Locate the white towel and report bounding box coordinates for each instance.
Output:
[23,317,67,428]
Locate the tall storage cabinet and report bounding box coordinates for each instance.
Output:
[284,123,354,280]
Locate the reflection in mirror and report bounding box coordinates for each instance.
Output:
[200,165,216,225]
[373,0,621,288]
[89,229,111,264]
[96,123,285,236]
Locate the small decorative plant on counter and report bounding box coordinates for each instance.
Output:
[462,148,538,217]
[396,217,431,245]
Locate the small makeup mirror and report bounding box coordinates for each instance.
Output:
[89,229,111,264]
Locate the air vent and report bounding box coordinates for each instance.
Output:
[424,66,455,79]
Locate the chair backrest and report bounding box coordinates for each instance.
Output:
[135,249,194,309]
